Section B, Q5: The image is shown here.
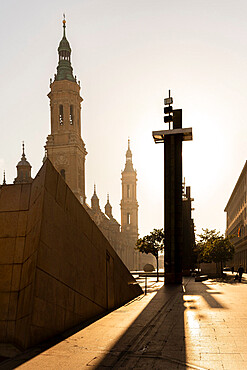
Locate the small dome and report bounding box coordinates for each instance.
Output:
[17,157,31,167]
[17,143,32,168]
[14,142,32,184]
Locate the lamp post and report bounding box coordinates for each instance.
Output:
[152,92,193,284]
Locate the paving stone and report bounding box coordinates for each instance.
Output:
[3,274,247,369]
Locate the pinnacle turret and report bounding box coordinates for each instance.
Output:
[105,193,112,218]
[91,184,100,210]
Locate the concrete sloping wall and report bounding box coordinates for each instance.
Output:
[0,178,44,349]
[0,159,142,349]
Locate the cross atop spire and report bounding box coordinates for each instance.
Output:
[22,141,26,160]
[63,13,66,37]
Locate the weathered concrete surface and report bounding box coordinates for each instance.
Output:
[3,274,247,369]
[0,159,142,350]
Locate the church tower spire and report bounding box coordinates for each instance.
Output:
[45,17,87,203]
[56,15,75,82]
[120,139,138,238]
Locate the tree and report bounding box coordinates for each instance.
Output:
[136,228,165,281]
[195,228,234,274]
[193,229,220,264]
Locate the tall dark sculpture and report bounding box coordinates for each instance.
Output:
[153,94,192,284]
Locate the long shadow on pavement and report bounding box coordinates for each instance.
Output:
[0,278,227,369]
[95,283,187,369]
[95,277,227,369]
[186,280,226,309]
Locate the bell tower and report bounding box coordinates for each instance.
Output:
[120,139,138,238]
[45,17,87,203]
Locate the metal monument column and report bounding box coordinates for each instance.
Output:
[152,92,193,284]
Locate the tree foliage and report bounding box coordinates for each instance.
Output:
[194,228,235,272]
[136,228,165,258]
[136,228,165,281]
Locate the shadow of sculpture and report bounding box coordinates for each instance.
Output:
[0,277,228,369]
[95,284,187,368]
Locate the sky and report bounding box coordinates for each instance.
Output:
[1,0,247,238]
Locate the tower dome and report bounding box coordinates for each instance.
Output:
[14,143,33,184]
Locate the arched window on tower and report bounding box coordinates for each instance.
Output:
[127,213,130,225]
[60,169,66,180]
[70,105,74,125]
[127,185,130,198]
[59,105,64,125]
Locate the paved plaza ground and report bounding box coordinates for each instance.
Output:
[1,273,247,369]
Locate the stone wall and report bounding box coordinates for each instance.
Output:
[0,160,142,349]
